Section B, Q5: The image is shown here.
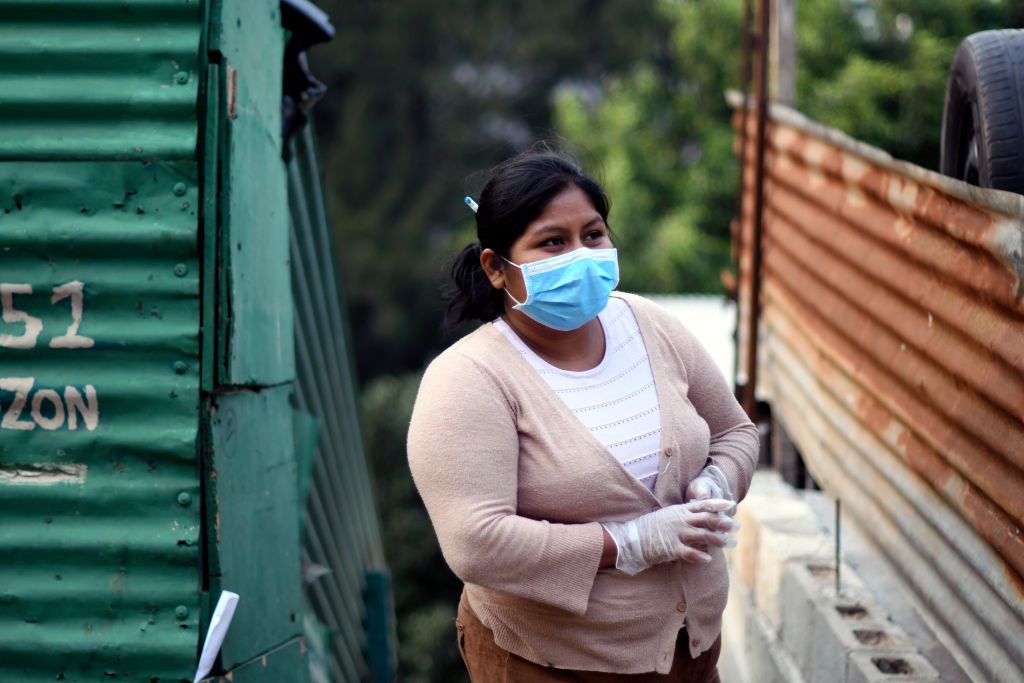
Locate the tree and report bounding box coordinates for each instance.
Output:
[554,0,1023,295]
[309,0,669,383]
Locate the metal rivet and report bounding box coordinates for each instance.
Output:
[173,182,187,196]
[177,492,192,507]
[173,263,187,277]
[173,361,187,375]
[175,71,190,85]
[175,605,189,620]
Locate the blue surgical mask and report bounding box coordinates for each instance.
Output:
[503,247,619,331]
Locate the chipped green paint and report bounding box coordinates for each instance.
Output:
[215,0,293,386]
[0,1,204,680]
[205,385,303,671]
[1,3,392,681]
[0,162,202,681]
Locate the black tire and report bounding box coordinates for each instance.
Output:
[940,30,1024,194]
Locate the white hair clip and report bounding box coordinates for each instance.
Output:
[464,196,479,213]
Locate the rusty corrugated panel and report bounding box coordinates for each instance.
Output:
[0,0,202,160]
[731,94,1024,682]
[0,3,204,680]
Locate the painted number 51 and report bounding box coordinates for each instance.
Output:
[0,281,95,350]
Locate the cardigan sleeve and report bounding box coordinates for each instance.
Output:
[679,324,760,502]
[407,349,606,616]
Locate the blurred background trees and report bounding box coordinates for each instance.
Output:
[308,1,1023,680]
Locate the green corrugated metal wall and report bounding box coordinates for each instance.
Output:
[287,125,395,683]
[0,0,203,161]
[201,0,309,678]
[1,1,393,680]
[0,1,205,680]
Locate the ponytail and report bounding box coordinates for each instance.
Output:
[443,243,504,331]
[444,145,609,331]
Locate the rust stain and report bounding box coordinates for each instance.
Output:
[734,97,1024,671]
[737,116,1024,313]
[855,395,891,434]
[763,262,1024,524]
[226,65,238,121]
[764,233,1024,473]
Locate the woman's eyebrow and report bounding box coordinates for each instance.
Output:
[530,216,604,236]
[529,224,569,238]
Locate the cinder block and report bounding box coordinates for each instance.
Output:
[778,562,817,675]
[780,563,916,683]
[720,578,751,683]
[723,472,959,683]
[733,471,820,590]
[846,651,940,683]
[753,525,832,631]
[742,605,795,683]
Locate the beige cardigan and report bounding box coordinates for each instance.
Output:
[407,292,759,674]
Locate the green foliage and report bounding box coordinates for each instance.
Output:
[309,0,667,382]
[555,0,1022,293]
[361,371,467,683]
[554,0,741,294]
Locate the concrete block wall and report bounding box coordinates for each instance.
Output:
[719,472,942,683]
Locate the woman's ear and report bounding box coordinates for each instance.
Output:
[480,248,505,290]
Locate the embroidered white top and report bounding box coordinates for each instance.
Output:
[492,296,663,491]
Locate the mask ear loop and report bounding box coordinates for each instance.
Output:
[501,257,528,306]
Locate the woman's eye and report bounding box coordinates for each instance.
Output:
[585,230,605,241]
[540,237,564,247]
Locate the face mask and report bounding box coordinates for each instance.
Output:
[503,247,619,331]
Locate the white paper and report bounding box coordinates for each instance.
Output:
[193,590,240,683]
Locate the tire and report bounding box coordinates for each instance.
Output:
[940,30,1024,194]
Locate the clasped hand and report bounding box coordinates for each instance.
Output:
[602,499,739,575]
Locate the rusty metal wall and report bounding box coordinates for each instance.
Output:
[731,95,1024,682]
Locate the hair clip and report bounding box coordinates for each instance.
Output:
[464,196,479,213]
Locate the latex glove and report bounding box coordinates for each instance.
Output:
[686,464,734,504]
[602,498,738,575]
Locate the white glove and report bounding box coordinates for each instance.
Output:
[602,498,738,575]
[686,464,734,504]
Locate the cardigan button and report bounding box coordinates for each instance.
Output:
[676,601,686,613]
[665,447,674,457]
[692,638,701,648]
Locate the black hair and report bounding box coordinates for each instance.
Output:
[443,147,610,330]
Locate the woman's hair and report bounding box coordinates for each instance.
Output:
[444,147,610,330]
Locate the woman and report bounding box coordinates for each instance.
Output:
[407,148,759,682]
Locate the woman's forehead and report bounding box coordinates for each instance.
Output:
[525,186,602,232]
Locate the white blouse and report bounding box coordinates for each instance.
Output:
[492,296,663,491]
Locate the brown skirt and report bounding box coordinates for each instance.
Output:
[455,593,722,683]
